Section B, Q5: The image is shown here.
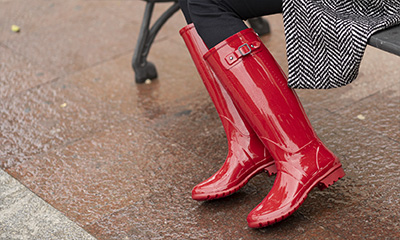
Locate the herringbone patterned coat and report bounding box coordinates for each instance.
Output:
[283,0,400,89]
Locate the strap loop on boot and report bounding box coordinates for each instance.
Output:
[225,41,261,65]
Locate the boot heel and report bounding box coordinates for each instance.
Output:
[317,166,345,190]
[264,164,277,176]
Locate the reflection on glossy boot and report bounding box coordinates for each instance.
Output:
[204,28,345,226]
[246,140,345,228]
[191,136,277,201]
[180,24,276,201]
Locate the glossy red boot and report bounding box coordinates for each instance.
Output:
[180,24,276,201]
[204,28,345,227]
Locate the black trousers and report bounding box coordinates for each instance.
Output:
[179,0,283,48]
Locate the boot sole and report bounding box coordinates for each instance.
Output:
[248,165,345,228]
[192,162,277,201]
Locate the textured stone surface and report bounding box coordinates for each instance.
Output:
[0,168,95,240]
[6,119,200,226]
[0,46,56,100]
[301,115,400,239]
[337,87,400,142]
[0,79,122,169]
[0,0,144,76]
[1,0,399,239]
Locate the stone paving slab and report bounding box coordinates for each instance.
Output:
[300,113,400,239]
[0,78,123,169]
[63,48,206,120]
[1,0,399,239]
[337,86,399,142]
[0,46,56,100]
[0,168,95,240]
[0,0,143,77]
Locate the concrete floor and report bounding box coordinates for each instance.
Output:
[1,1,399,239]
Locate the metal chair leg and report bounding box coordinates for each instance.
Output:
[133,1,180,83]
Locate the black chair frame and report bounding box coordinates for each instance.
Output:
[133,0,272,83]
[133,0,180,83]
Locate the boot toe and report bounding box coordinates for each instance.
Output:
[191,182,231,201]
[247,205,292,228]
[247,206,277,228]
[191,185,210,201]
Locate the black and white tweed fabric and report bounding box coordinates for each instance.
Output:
[282,0,400,89]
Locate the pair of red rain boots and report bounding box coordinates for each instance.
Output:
[180,24,345,228]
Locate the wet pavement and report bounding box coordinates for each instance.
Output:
[1,1,399,239]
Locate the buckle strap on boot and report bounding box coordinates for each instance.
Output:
[225,41,261,65]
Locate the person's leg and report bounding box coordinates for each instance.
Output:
[179,0,192,24]
[180,24,276,201]
[180,0,277,37]
[182,0,344,227]
[204,27,345,227]
[178,0,282,201]
[187,0,282,48]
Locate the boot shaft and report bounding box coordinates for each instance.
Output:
[202,28,344,227]
[180,24,277,201]
[180,24,259,145]
[204,28,318,154]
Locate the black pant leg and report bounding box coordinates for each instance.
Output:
[179,0,192,24]
[187,0,282,48]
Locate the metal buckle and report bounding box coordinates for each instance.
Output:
[238,43,251,56]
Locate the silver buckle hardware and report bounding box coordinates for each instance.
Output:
[238,43,251,56]
[225,42,259,65]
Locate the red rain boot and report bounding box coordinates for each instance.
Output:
[204,28,345,227]
[180,24,276,201]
